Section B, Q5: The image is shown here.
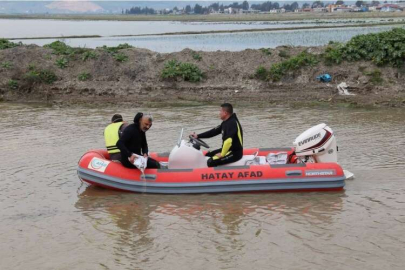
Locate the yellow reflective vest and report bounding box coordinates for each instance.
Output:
[104,122,123,154]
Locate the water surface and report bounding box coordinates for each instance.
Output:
[0,103,404,270]
[13,24,405,52]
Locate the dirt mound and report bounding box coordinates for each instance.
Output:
[1,44,404,107]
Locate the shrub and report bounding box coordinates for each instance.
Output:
[278,50,290,59]
[323,28,405,67]
[101,43,133,54]
[56,57,69,69]
[161,60,203,82]
[81,51,97,61]
[39,70,57,84]
[323,43,345,66]
[255,66,268,80]
[1,61,12,69]
[0,39,21,50]
[78,72,91,81]
[8,79,18,89]
[24,67,57,84]
[114,53,128,62]
[191,51,202,61]
[364,69,384,85]
[44,41,75,56]
[260,48,272,56]
[268,51,319,82]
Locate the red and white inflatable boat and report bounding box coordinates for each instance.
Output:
[77,124,353,194]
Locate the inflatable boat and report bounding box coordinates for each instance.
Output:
[77,124,353,194]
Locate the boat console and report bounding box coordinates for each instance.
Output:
[168,123,339,169]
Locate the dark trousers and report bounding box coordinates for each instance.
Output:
[121,156,161,169]
[206,149,243,167]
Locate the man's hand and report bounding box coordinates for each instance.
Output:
[129,154,137,164]
[215,153,222,158]
[190,132,198,139]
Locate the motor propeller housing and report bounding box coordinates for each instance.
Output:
[293,123,338,163]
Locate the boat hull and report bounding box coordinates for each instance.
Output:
[77,149,345,194]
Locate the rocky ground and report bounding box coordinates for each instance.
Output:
[1,44,404,107]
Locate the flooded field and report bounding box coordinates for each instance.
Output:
[11,24,405,52]
[0,102,404,270]
[1,18,404,39]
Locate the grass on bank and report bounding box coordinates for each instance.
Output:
[78,72,91,81]
[323,27,405,67]
[8,79,18,90]
[256,28,405,82]
[256,51,319,82]
[1,61,13,69]
[0,39,21,50]
[161,60,204,82]
[25,65,57,84]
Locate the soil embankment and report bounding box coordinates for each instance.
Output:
[1,44,404,107]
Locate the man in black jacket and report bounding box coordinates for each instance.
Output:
[117,112,161,169]
[191,103,243,167]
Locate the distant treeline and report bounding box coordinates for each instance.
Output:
[123,1,382,15]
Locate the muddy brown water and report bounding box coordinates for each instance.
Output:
[1,102,404,270]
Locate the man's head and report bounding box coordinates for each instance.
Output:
[139,114,153,132]
[111,114,123,123]
[219,103,233,121]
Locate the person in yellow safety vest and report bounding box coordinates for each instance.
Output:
[104,114,128,162]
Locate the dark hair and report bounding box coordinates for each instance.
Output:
[221,103,233,114]
[111,114,123,123]
[133,112,143,124]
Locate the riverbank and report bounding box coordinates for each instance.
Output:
[2,12,405,22]
[1,40,404,108]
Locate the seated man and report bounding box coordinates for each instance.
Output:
[117,112,161,169]
[104,114,128,162]
[191,103,243,167]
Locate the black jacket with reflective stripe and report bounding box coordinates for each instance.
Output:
[197,113,243,153]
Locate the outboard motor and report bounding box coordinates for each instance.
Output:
[293,123,337,163]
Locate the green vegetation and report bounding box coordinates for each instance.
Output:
[0,39,21,50]
[267,51,319,81]
[78,72,91,81]
[100,43,132,62]
[254,66,268,80]
[25,66,57,84]
[191,51,202,61]
[260,48,272,56]
[278,50,290,59]
[113,53,128,62]
[81,51,97,61]
[44,41,100,67]
[8,79,18,90]
[44,41,76,56]
[56,57,69,69]
[364,69,384,84]
[101,43,133,54]
[323,28,405,67]
[1,61,12,69]
[161,60,203,82]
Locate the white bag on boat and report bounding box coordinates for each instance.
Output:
[131,154,148,173]
[266,152,288,165]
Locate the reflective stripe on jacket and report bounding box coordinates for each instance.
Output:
[104,122,123,154]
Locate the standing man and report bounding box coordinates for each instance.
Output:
[191,103,243,167]
[117,112,161,169]
[104,114,128,162]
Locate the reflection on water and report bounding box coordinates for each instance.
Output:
[75,186,345,269]
[14,24,405,52]
[1,102,405,270]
